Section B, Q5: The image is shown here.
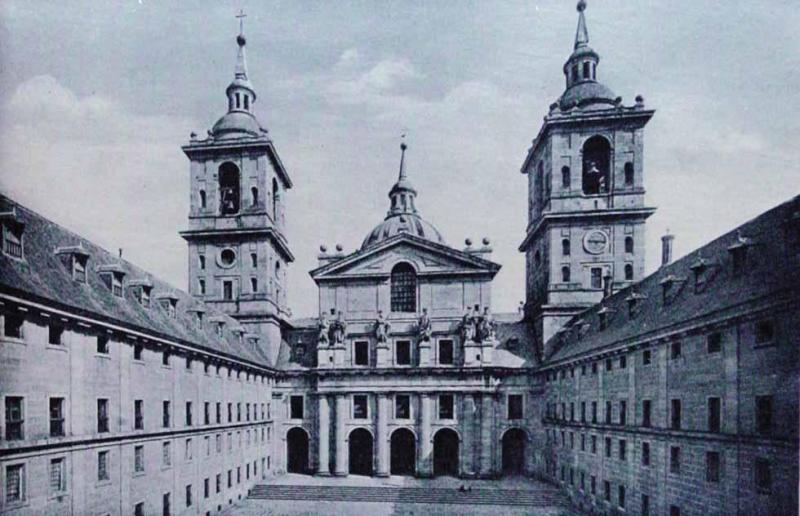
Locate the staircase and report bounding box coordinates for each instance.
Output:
[248,483,570,508]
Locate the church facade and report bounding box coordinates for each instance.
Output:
[0,3,798,516]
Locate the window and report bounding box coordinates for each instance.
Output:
[185,484,192,507]
[591,435,597,454]
[185,438,193,461]
[162,350,170,366]
[561,238,571,257]
[290,396,304,420]
[354,341,369,366]
[72,255,87,283]
[581,402,586,422]
[755,458,771,493]
[250,187,258,207]
[204,402,210,425]
[49,324,64,346]
[591,401,597,423]
[671,341,682,359]
[590,267,602,289]
[50,397,65,437]
[619,439,626,461]
[216,402,221,424]
[619,401,627,425]
[204,477,209,499]
[395,395,411,419]
[439,394,454,420]
[97,335,109,354]
[508,394,523,420]
[250,277,258,293]
[707,332,722,353]
[163,400,171,428]
[708,397,721,433]
[642,399,652,428]
[561,166,571,189]
[671,399,681,430]
[218,162,240,215]
[98,451,109,481]
[185,402,192,426]
[49,458,66,494]
[605,401,612,424]
[390,263,417,312]
[642,442,650,466]
[353,395,368,419]
[642,495,650,516]
[134,502,144,516]
[133,399,144,430]
[6,464,24,503]
[198,254,206,270]
[3,313,23,339]
[605,359,612,372]
[706,451,720,482]
[97,399,109,433]
[603,480,610,501]
[625,236,634,254]
[755,320,774,345]
[581,136,610,195]
[133,344,143,360]
[670,446,680,474]
[134,445,144,473]
[223,280,233,300]
[756,395,773,435]
[395,340,411,365]
[227,402,232,422]
[199,189,207,209]
[604,437,611,458]
[618,485,626,509]
[272,178,280,221]
[438,340,454,365]
[185,356,192,370]
[561,266,570,283]
[162,441,171,467]
[624,264,633,281]
[216,474,221,493]
[642,349,651,365]
[624,162,634,186]
[590,475,596,495]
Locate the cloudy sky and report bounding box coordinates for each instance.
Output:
[0,1,798,318]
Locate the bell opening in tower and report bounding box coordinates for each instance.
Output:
[219,162,241,215]
[582,135,610,195]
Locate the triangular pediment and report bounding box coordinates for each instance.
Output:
[310,234,500,280]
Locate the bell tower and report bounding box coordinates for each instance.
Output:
[180,16,293,364]
[519,0,656,357]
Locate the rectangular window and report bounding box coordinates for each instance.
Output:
[134,502,144,516]
[708,397,721,433]
[671,399,681,430]
[642,399,652,427]
[290,396,304,420]
[49,324,64,346]
[438,340,454,365]
[508,394,523,420]
[49,458,66,494]
[185,356,192,370]
[619,355,627,369]
[618,485,625,509]
[162,350,170,366]
[395,395,410,419]
[590,475,596,495]
[204,478,209,498]
[707,332,722,353]
[353,395,368,419]
[97,335,109,354]
[216,474,221,493]
[619,400,627,426]
[604,437,612,458]
[133,344,143,361]
[706,451,720,482]
[605,401,612,424]
[6,464,24,503]
[756,395,773,435]
[670,446,680,474]
[671,341,682,359]
[354,341,369,366]
[642,349,651,365]
[97,399,109,433]
[98,451,109,481]
[162,441,171,466]
[591,435,597,454]
[642,441,650,466]
[581,402,586,422]
[605,358,612,372]
[603,480,610,501]
[580,433,585,451]
[134,445,144,473]
[755,458,772,493]
[49,397,65,437]
[228,402,232,422]
[134,399,143,430]
[3,314,23,339]
[223,281,233,300]
[619,439,627,461]
[216,402,221,424]
[396,340,411,365]
[755,320,774,345]
[163,400,171,428]
[185,484,192,507]
[590,267,602,289]
[185,401,193,426]
[204,402,210,425]
[591,401,597,423]
[642,494,650,516]
[185,438,192,461]
[439,394,454,420]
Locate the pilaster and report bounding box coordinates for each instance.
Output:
[376,394,390,477]
[317,394,331,475]
[334,395,348,476]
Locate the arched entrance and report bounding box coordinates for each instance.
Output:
[286,427,309,474]
[348,428,374,476]
[433,428,459,477]
[390,428,416,476]
[502,428,527,475]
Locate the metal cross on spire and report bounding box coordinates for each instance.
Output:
[236,9,247,35]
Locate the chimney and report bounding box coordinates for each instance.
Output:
[661,232,675,267]
[602,273,613,299]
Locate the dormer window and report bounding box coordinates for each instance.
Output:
[216,322,224,337]
[2,221,24,259]
[156,294,178,318]
[690,257,712,293]
[597,307,614,330]
[56,246,91,283]
[248,336,259,349]
[728,234,754,276]
[625,292,647,318]
[74,255,87,282]
[135,285,151,308]
[659,274,685,303]
[98,265,126,298]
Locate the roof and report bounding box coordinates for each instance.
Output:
[211,111,266,139]
[0,194,274,369]
[545,195,800,364]
[361,213,445,251]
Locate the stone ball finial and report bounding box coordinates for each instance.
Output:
[465,238,473,247]
[635,94,644,103]
[577,0,587,12]
[482,237,490,246]
[190,132,197,140]
[320,244,328,253]
[237,34,246,46]
[335,244,343,252]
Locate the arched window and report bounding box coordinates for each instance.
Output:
[625,236,634,254]
[624,264,634,281]
[624,162,634,186]
[561,166,571,189]
[390,263,417,313]
[583,62,590,79]
[562,239,571,256]
[250,187,259,207]
[582,136,611,195]
[562,266,571,283]
[272,178,280,221]
[199,189,206,209]
[218,162,240,215]
[250,278,258,293]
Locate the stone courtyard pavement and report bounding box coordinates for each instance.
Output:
[221,474,577,516]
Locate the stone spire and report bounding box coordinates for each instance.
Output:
[226,10,256,112]
[575,0,589,49]
[387,137,418,217]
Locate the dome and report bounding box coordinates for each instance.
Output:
[558,81,617,111]
[211,111,265,139]
[361,213,445,250]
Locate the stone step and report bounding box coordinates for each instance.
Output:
[248,484,570,507]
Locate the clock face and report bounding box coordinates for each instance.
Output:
[583,230,609,255]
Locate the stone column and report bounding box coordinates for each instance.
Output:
[418,394,433,477]
[317,395,331,475]
[479,393,494,478]
[376,394,390,477]
[334,395,348,476]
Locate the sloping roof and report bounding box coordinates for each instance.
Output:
[546,195,800,364]
[0,194,273,369]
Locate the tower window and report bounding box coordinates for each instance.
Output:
[250,278,258,293]
[562,238,571,256]
[218,163,240,215]
[199,190,207,209]
[390,263,417,313]
[561,166,571,189]
[198,279,206,295]
[272,178,280,221]
[250,253,257,268]
[562,266,571,283]
[199,255,206,270]
[243,95,249,110]
[625,236,634,254]
[583,62,590,79]
[582,136,611,195]
[235,93,241,109]
[535,163,544,208]
[571,64,578,83]
[250,187,258,207]
[624,162,634,186]
[624,264,634,281]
